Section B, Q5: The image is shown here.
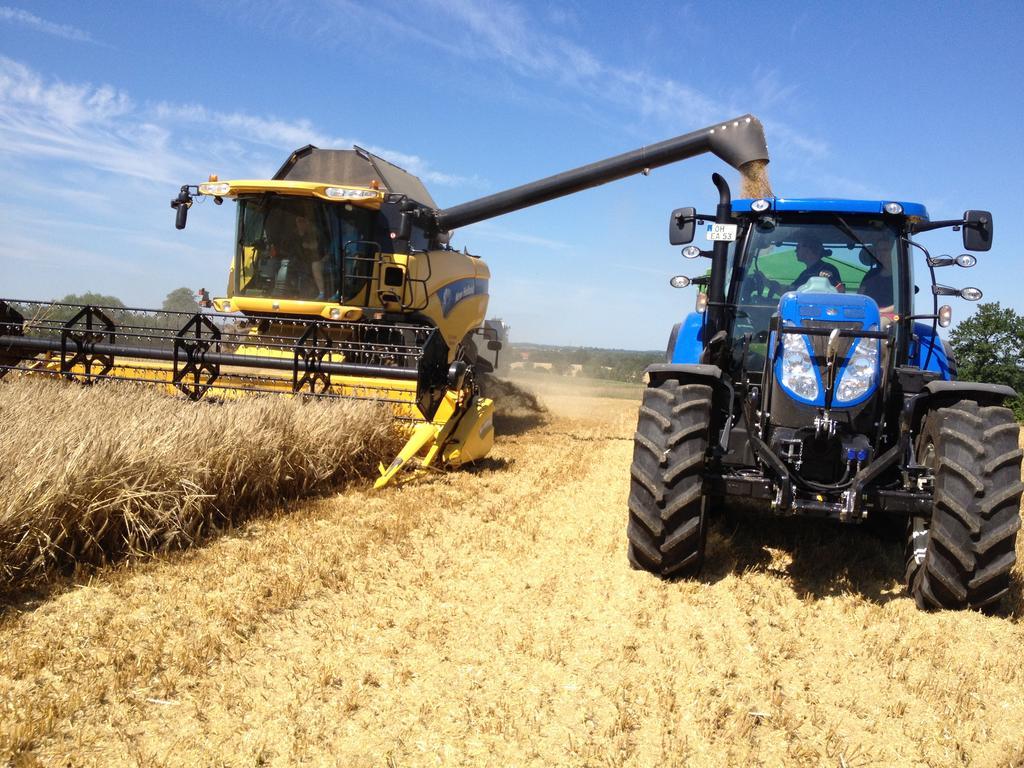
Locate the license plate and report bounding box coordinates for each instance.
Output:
[705,223,737,242]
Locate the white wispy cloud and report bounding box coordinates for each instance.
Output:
[0,6,99,44]
[0,57,468,189]
[277,0,829,165]
[151,101,473,187]
[0,56,189,184]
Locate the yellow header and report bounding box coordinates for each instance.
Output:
[196,180,386,209]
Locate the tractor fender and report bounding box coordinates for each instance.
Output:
[666,312,704,364]
[644,363,730,449]
[665,322,682,363]
[909,380,1017,434]
[912,321,954,380]
[923,380,1016,400]
[645,363,723,389]
[645,362,733,416]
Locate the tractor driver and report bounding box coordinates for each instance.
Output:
[793,234,844,293]
[858,231,896,316]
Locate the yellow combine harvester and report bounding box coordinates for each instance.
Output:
[0,116,770,487]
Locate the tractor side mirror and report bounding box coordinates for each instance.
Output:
[962,210,992,252]
[669,207,697,245]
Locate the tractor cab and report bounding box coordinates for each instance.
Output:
[725,202,914,378]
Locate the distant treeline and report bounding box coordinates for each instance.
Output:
[508,344,662,383]
[50,288,200,313]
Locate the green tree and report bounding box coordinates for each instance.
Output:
[60,292,126,308]
[161,287,199,313]
[948,302,1024,418]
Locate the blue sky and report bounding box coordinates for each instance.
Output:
[1,1,1022,349]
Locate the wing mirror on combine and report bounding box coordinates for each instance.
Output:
[962,210,993,251]
[669,207,697,245]
[397,212,412,241]
[171,186,194,230]
[927,253,977,268]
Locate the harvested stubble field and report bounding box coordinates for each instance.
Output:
[2,375,1024,767]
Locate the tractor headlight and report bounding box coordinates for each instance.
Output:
[835,338,880,404]
[780,333,819,401]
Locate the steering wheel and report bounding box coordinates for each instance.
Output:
[741,272,782,303]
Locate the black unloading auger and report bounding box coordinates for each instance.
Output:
[0,114,768,483]
[415,113,770,339]
[429,114,770,232]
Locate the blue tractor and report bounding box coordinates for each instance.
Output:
[628,177,1022,611]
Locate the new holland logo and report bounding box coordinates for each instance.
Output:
[439,278,489,317]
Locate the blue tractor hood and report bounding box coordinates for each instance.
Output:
[774,291,883,409]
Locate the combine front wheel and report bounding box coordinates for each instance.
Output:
[627,381,712,578]
[908,401,1023,611]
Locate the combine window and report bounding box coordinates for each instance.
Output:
[234,194,393,303]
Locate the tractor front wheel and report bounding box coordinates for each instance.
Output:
[908,401,1023,611]
[627,380,712,578]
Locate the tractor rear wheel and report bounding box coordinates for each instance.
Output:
[908,401,1023,610]
[627,380,711,578]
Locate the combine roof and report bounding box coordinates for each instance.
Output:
[273,145,437,208]
[733,197,929,220]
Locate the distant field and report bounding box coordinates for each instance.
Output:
[2,375,1023,766]
[507,369,644,400]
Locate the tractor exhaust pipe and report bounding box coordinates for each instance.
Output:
[432,114,771,233]
[707,172,734,339]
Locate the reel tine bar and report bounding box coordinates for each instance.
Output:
[173,312,222,400]
[292,322,334,395]
[60,305,115,382]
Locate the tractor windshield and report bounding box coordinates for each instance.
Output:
[732,215,902,341]
[233,195,392,304]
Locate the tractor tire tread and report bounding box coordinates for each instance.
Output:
[626,380,711,579]
[638,405,672,432]
[910,402,1022,611]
